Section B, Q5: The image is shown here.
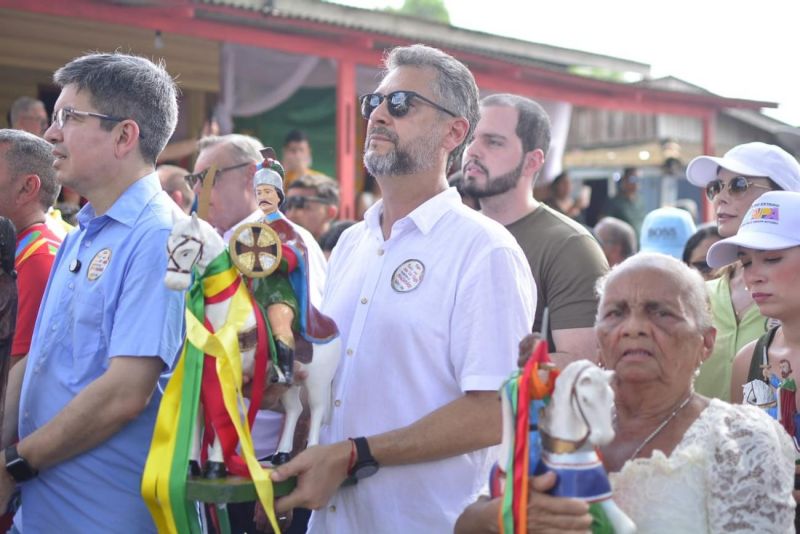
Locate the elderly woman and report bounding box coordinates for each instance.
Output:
[456,253,794,533]
[596,253,793,531]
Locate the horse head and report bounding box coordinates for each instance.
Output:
[543,360,616,448]
[165,213,226,290]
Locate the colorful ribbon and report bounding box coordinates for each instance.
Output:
[500,341,559,534]
[142,252,280,533]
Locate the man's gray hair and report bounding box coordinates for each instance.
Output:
[10,97,45,127]
[384,44,479,170]
[197,134,263,164]
[595,252,712,331]
[0,129,60,209]
[53,52,178,164]
[594,217,637,259]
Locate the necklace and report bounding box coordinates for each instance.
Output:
[627,393,693,461]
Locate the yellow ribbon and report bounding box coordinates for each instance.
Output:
[142,341,187,533]
[142,266,280,533]
[187,269,281,533]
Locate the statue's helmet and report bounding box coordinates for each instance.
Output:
[254,148,286,206]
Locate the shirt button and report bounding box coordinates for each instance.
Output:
[84,240,91,247]
[68,282,74,289]
[329,505,336,513]
[346,348,353,356]
[24,412,29,419]
[334,400,341,407]
[51,325,57,331]
[360,297,368,304]
[377,249,384,256]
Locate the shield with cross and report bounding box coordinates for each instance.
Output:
[229,221,282,278]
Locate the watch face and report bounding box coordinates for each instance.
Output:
[354,462,379,480]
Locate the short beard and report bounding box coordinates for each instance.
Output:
[460,157,525,199]
[364,126,439,178]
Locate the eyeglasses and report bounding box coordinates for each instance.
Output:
[690,260,713,275]
[705,175,772,201]
[360,91,457,120]
[184,162,251,188]
[52,107,144,138]
[283,195,335,211]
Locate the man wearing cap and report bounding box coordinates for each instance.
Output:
[685,141,800,401]
[638,207,696,259]
[461,93,608,367]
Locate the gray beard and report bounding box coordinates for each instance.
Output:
[460,157,524,199]
[364,127,439,178]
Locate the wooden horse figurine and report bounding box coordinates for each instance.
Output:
[496,346,636,534]
[162,213,340,472]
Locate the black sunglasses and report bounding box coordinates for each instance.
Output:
[360,90,457,120]
[184,162,251,188]
[283,195,335,211]
[705,175,772,201]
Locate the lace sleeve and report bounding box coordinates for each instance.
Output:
[707,402,795,532]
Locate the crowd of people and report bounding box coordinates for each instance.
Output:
[0,42,798,534]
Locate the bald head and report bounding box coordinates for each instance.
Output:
[594,217,637,267]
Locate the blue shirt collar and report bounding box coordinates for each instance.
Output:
[77,172,162,229]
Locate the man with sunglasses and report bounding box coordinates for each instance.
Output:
[0,53,185,533]
[461,93,608,369]
[686,141,800,402]
[270,44,540,534]
[284,174,339,242]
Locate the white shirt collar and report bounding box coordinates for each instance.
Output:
[364,187,461,237]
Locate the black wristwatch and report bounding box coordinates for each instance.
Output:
[348,437,379,480]
[5,445,37,483]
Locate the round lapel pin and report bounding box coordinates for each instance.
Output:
[87,248,112,281]
[391,259,425,292]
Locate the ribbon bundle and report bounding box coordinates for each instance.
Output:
[499,341,559,534]
[142,252,280,533]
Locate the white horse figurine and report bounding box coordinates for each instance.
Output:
[165,213,340,474]
[498,359,636,533]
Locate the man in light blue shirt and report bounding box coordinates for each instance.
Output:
[0,52,183,533]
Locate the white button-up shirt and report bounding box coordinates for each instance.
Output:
[310,187,536,534]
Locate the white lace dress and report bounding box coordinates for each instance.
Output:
[609,399,795,533]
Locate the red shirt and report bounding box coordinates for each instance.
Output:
[12,223,62,357]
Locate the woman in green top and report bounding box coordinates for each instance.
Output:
[686,142,800,401]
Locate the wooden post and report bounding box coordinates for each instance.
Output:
[336,59,357,220]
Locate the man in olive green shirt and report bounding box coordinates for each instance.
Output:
[461,93,608,367]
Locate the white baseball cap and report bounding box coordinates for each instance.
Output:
[686,142,800,192]
[706,191,800,268]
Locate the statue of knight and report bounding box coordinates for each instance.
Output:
[229,147,338,391]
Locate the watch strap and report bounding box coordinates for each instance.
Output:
[5,445,38,482]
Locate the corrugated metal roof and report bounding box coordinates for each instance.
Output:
[196,0,652,75]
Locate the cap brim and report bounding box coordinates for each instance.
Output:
[686,155,768,187]
[706,233,800,268]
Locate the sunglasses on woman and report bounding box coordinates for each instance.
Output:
[360,91,457,120]
[705,175,772,201]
